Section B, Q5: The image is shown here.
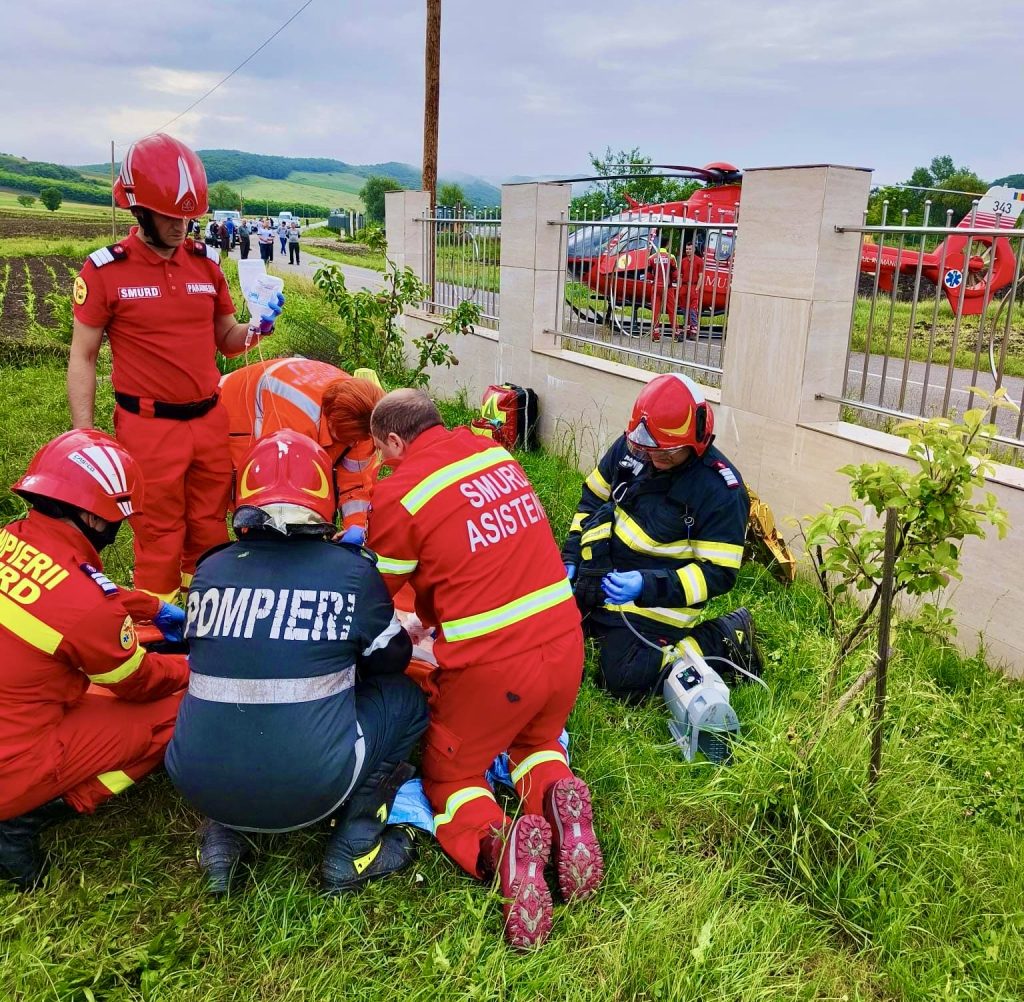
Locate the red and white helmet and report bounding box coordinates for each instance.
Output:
[12,429,143,521]
[234,430,336,530]
[626,373,714,455]
[113,133,208,218]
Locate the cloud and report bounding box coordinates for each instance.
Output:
[1,0,1021,185]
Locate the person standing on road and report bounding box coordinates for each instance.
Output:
[287,222,301,265]
[67,133,285,603]
[237,221,250,260]
[277,220,288,257]
[257,218,274,262]
[367,389,603,950]
[0,430,189,890]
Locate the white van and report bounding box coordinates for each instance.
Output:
[213,210,242,225]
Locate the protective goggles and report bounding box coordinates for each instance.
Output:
[625,419,688,456]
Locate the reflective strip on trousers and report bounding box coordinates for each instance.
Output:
[188,665,355,704]
[433,786,497,829]
[510,749,568,785]
[441,578,574,643]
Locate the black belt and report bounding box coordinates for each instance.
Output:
[115,391,220,420]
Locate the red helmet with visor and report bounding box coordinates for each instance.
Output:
[626,373,714,456]
[12,429,143,521]
[113,133,209,218]
[234,430,336,528]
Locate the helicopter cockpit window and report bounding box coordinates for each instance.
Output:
[715,233,735,262]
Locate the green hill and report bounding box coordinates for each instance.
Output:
[74,149,502,208]
[231,172,365,211]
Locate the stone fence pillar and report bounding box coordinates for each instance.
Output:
[721,165,871,424]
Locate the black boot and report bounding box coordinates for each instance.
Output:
[321,761,416,894]
[0,798,76,890]
[698,607,764,685]
[197,819,251,896]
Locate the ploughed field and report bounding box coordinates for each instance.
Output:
[0,209,113,240]
[0,255,76,340]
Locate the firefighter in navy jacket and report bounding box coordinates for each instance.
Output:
[562,373,762,703]
[165,430,427,896]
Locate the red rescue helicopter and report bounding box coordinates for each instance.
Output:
[564,163,1024,335]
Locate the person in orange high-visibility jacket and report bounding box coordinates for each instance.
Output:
[219,358,383,532]
[367,389,603,950]
[0,430,189,890]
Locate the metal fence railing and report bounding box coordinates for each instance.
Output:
[549,209,738,385]
[419,207,500,329]
[829,202,1024,452]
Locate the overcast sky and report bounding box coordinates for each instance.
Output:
[5,0,1022,185]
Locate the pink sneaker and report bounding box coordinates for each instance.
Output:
[544,777,604,901]
[483,815,554,949]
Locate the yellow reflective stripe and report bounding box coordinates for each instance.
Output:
[663,635,703,666]
[607,602,699,628]
[442,578,573,643]
[584,468,611,501]
[138,586,180,603]
[89,645,145,685]
[97,770,134,794]
[569,512,587,532]
[675,563,708,605]
[376,555,418,576]
[180,572,194,589]
[691,539,745,568]
[581,522,611,546]
[510,749,568,785]
[0,593,64,654]
[614,509,695,560]
[433,786,496,829]
[401,447,513,515]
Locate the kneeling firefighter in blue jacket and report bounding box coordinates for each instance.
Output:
[166,430,428,895]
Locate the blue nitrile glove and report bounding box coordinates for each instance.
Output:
[154,601,186,643]
[602,570,643,605]
[339,525,366,546]
[564,563,577,582]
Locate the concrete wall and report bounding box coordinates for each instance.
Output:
[387,175,1024,675]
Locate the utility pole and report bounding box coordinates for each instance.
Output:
[423,0,440,209]
[110,141,116,240]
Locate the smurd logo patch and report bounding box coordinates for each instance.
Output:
[117,286,161,300]
[119,615,136,650]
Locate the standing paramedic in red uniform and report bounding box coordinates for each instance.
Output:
[0,430,189,890]
[367,389,603,951]
[67,133,284,601]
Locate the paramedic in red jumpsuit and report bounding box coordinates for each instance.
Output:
[67,133,283,601]
[0,430,189,889]
[218,357,383,535]
[647,239,704,340]
[367,389,604,950]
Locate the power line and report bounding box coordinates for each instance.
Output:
[150,0,317,137]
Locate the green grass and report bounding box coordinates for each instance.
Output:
[851,295,1024,378]
[3,249,1024,1001]
[232,172,363,212]
[0,192,129,219]
[302,243,387,272]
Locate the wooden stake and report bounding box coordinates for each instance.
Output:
[869,508,898,786]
